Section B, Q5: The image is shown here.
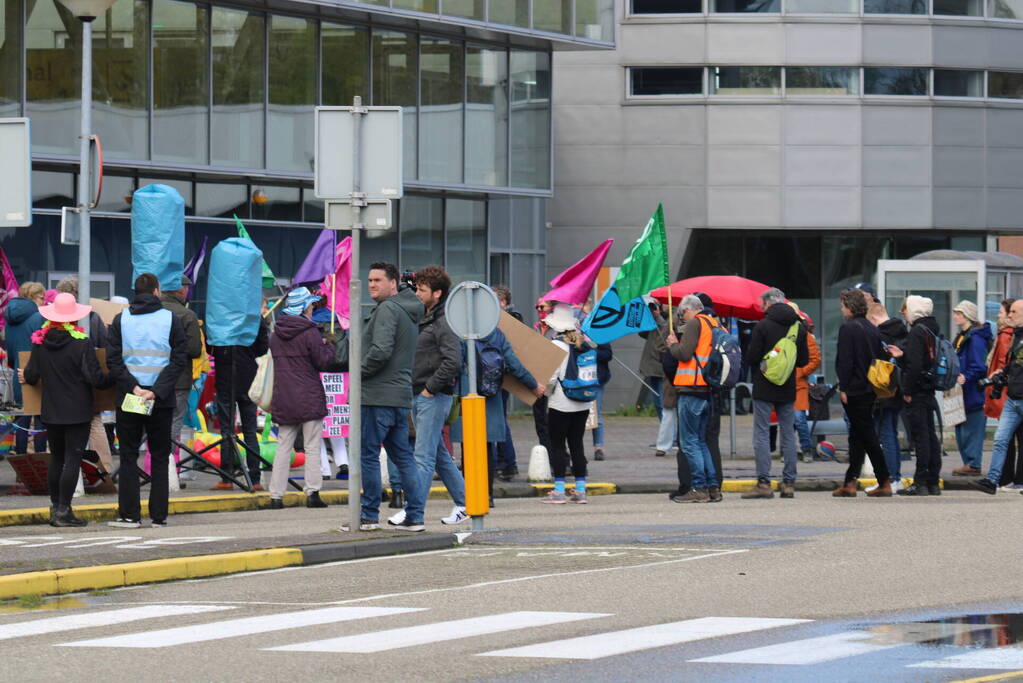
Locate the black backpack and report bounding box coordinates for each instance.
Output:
[475,338,505,398]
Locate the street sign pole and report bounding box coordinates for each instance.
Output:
[347,96,367,535]
[75,17,93,334]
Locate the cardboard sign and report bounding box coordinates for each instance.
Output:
[498,312,568,406]
[89,298,128,325]
[18,349,117,415]
[321,372,350,438]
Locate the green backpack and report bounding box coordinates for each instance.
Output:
[760,321,800,386]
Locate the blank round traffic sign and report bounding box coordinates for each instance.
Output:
[445,281,501,341]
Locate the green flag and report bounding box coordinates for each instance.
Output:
[234,215,276,289]
[613,204,669,302]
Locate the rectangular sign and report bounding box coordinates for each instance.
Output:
[320,372,349,438]
[0,119,31,228]
[314,106,403,201]
[19,349,116,415]
[498,312,568,406]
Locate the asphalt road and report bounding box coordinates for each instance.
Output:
[2,491,1022,682]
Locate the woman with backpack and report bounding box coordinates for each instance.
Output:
[950,300,993,477]
[541,305,597,505]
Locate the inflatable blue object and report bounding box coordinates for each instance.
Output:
[131,184,185,291]
[207,237,262,347]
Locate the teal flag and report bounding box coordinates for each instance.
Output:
[582,287,658,344]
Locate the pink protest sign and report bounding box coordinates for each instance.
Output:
[320,372,349,438]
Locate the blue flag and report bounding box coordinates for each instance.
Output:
[582,287,657,344]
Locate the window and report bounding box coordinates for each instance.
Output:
[195,182,248,218]
[268,15,316,172]
[322,23,369,106]
[251,185,301,221]
[94,176,134,213]
[785,0,857,12]
[466,45,508,186]
[632,0,701,11]
[934,0,983,14]
[934,69,984,97]
[419,37,463,183]
[90,0,148,160]
[786,67,858,95]
[864,68,928,95]
[0,0,20,117]
[32,171,74,210]
[25,0,82,154]
[863,0,926,12]
[990,0,1023,18]
[989,72,1023,99]
[489,0,530,26]
[510,51,551,189]
[533,0,572,34]
[630,67,703,96]
[399,196,444,271]
[153,0,208,164]
[442,0,485,19]
[446,198,487,284]
[140,178,193,214]
[713,0,779,13]
[48,272,114,300]
[211,7,265,168]
[577,0,615,40]
[393,0,439,11]
[373,30,418,180]
[711,66,781,95]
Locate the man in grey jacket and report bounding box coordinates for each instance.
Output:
[389,265,467,527]
[337,261,425,531]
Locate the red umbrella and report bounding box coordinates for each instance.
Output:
[649,275,772,319]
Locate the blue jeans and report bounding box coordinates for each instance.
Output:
[387,455,402,493]
[413,393,465,508]
[875,406,903,480]
[591,386,605,448]
[753,399,797,483]
[648,377,664,420]
[677,393,716,489]
[987,397,1023,484]
[360,406,423,524]
[793,410,811,450]
[955,409,987,469]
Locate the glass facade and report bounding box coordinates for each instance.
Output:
[786,67,858,95]
[373,30,418,180]
[211,7,265,169]
[152,0,208,164]
[0,0,19,117]
[92,0,148,160]
[420,37,464,183]
[510,51,551,189]
[466,45,508,186]
[864,67,928,95]
[269,15,316,173]
[25,0,82,153]
[712,66,781,95]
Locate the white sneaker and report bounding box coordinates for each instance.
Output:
[108,518,141,528]
[891,479,904,492]
[339,520,380,532]
[865,483,879,493]
[387,509,406,526]
[441,506,468,525]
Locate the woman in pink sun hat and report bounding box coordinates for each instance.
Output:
[20,293,112,527]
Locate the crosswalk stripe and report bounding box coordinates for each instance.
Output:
[59,606,423,648]
[910,648,1023,670]
[690,631,903,665]
[479,617,812,660]
[0,605,234,641]
[266,611,609,653]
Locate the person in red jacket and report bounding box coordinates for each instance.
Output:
[985,298,1023,488]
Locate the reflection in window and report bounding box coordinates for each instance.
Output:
[269,15,315,172]
[576,0,615,41]
[632,0,701,11]
[864,68,927,95]
[711,67,781,95]
[140,178,193,214]
[153,0,208,164]
[251,186,301,221]
[443,0,485,19]
[489,0,530,26]
[989,72,1023,99]
[934,70,984,97]
[393,0,439,11]
[533,0,572,34]
[934,0,983,14]
[785,0,857,12]
[303,193,324,223]
[212,7,265,168]
[420,38,463,183]
[0,0,20,117]
[373,30,418,181]
[322,23,368,106]
[990,0,1023,17]
[94,175,134,213]
[196,182,248,218]
[32,171,74,209]
[631,67,703,96]
[714,0,780,13]
[863,0,926,13]
[446,198,487,284]
[510,51,551,189]
[92,0,148,159]
[25,0,82,153]
[786,67,858,95]
[466,46,508,186]
[398,196,443,271]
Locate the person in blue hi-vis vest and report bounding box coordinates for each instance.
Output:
[106,273,189,528]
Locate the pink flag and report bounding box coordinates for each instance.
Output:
[0,247,19,331]
[318,236,353,329]
[541,239,614,305]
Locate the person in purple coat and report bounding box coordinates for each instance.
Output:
[950,300,993,476]
[267,287,338,509]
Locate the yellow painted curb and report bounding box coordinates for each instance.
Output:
[948,670,1023,683]
[529,483,617,496]
[0,548,303,600]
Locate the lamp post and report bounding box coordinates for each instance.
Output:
[57,0,118,329]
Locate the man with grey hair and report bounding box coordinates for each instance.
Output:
[666,294,724,503]
[742,287,808,499]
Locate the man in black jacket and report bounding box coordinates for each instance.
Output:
[897,295,943,496]
[742,287,809,499]
[832,289,892,497]
[106,273,189,527]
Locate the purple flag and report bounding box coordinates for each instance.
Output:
[182,235,208,301]
[292,229,337,285]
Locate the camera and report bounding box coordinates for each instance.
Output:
[399,270,417,291]
[979,373,1007,400]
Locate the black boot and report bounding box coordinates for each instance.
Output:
[388,490,405,509]
[52,506,87,527]
[48,504,57,527]
[306,491,328,508]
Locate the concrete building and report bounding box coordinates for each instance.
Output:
[0,0,614,314]
[552,0,1023,409]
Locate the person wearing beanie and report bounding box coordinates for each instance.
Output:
[951,300,993,476]
[897,295,943,496]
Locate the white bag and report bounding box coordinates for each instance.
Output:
[942,385,967,427]
[248,353,274,411]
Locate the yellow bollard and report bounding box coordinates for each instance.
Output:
[462,394,489,517]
